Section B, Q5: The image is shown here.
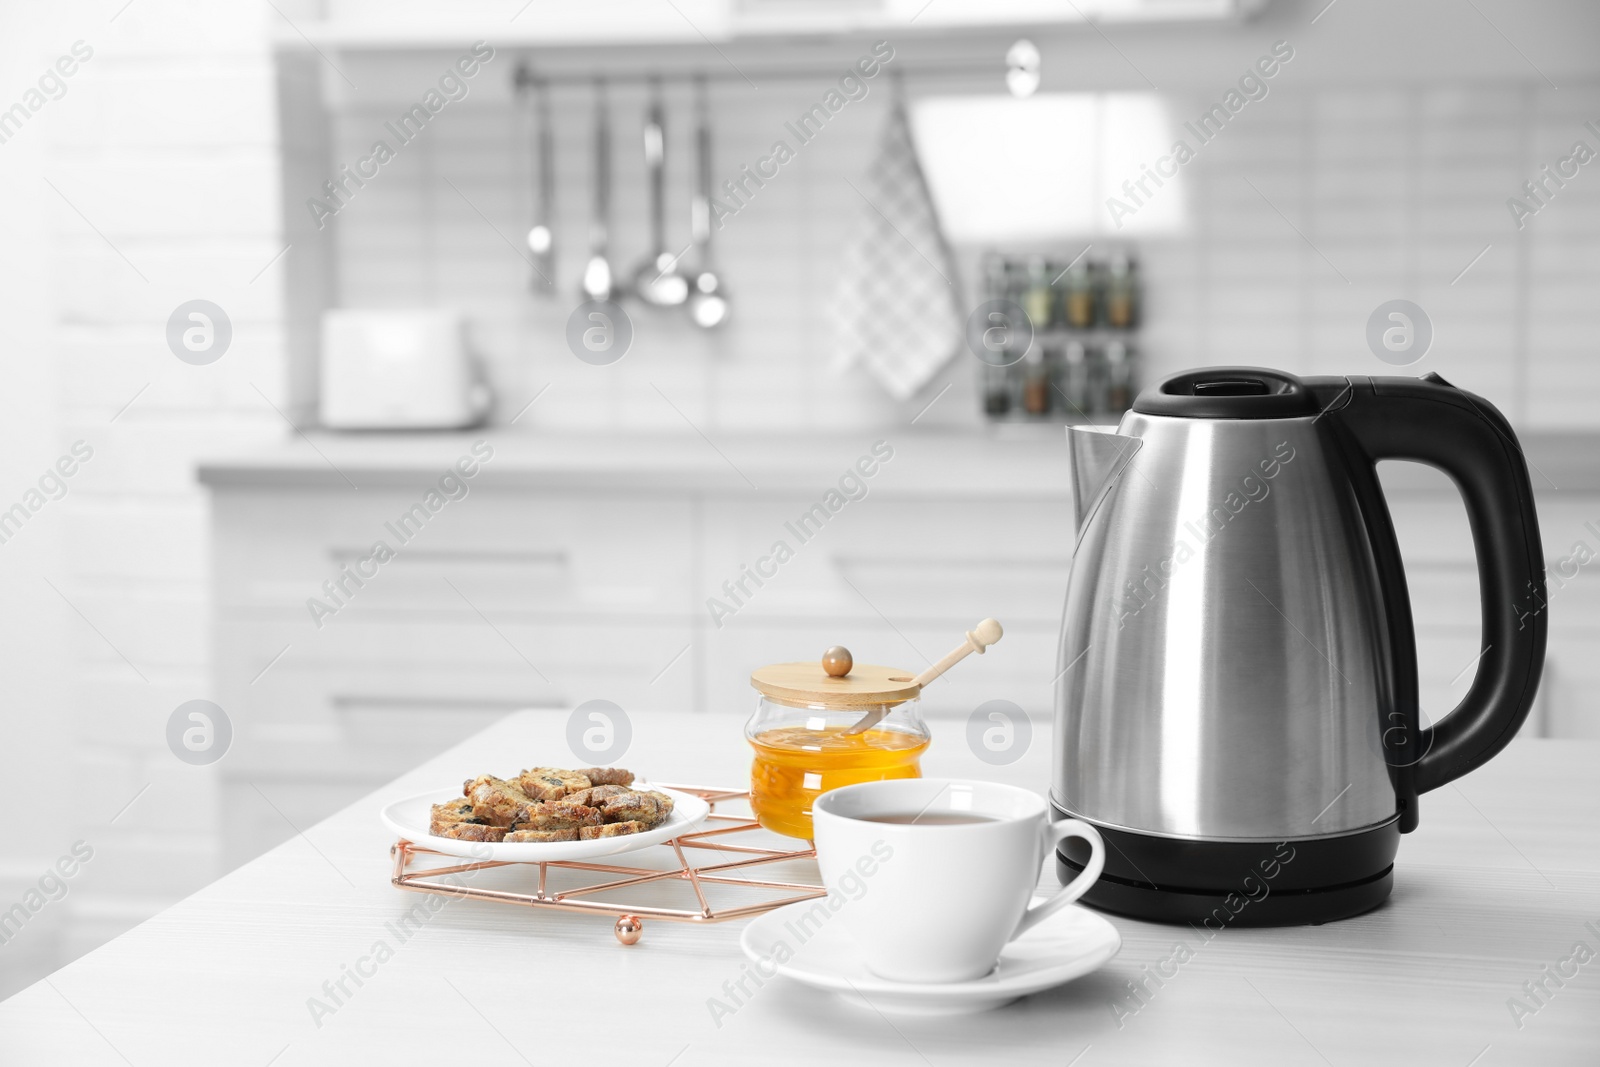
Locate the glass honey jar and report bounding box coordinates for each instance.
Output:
[746,647,931,841]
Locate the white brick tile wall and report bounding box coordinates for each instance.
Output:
[62,498,205,581]
[67,589,208,669]
[62,416,282,496]
[1133,82,1600,414]
[14,0,288,992]
[57,329,290,415]
[47,65,277,151]
[323,73,1600,431]
[53,247,287,325]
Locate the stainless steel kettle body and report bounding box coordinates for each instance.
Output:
[1057,411,1397,838]
[1052,367,1547,926]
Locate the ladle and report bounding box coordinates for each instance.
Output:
[580,78,614,303]
[630,78,689,307]
[687,76,728,329]
[524,74,556,292]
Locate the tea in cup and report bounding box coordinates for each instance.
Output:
[812,778,1105,983]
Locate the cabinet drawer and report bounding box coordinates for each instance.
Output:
[1384,485,1475,566]
[216,616,696,736]
[212,490,693,617]
[1405,564,1480,631]
[1540,630,1600,739]
[698,499,1073,626]
[1531,497,1600,565]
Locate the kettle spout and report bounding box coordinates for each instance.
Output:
[1067,425,1142,532]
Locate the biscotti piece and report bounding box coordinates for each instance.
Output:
[516,767,592,801]
[576,766,635,787]
[430,799,479,835]
[436,822,507,842]
[466,775,545,827]
[599,791,670,829]
[579,821,646,840]
[504,828,580,843]
[564,784,631,807]
[511,800,603,831]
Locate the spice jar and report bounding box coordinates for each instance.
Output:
[1085,343,1110,414]
[746,652,930,841]
[983,360,1013,418]
[1058,339,1090,417]
[1062,258,1097,329]
[1106,340,1134,413]
[1021,255,1055,330]
[981,257,1016,417]
[1103,252,1139,329]
[1022,342,1051,417]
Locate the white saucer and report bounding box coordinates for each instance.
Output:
[739,897,1121,1015]
[380,783,709,863]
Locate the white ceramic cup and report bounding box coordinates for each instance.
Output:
[812,778,1105,984]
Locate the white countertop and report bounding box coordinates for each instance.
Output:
[194,429,1600,496]
[5,710,1598,1065]
[197,430,1075,497]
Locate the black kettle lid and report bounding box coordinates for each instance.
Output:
[1132,366,1321,419]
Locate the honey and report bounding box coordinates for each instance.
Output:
[748,724,929,840]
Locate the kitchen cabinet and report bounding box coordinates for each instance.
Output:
[202,432,1600,870]
[202,434,1081,865]
[208,482,697,865]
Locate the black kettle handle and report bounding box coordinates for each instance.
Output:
[1311,373,1547,799]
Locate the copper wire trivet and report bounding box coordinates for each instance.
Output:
[390,785,825,943]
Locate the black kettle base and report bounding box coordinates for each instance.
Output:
[1053,808,1401,928]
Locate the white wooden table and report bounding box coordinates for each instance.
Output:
[4,710,1598,1065]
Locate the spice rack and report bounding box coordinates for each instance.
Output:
[978,250,1143,424]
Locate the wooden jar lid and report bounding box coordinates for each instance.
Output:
[750,662,922,708]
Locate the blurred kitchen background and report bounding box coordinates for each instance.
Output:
[4,0,1600,999]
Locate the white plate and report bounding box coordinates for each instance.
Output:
[739,897,1121,1015]
[380,783,710,863]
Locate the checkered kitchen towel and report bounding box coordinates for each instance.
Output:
[831,95,963,401]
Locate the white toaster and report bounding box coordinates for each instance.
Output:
[319,309,491,430]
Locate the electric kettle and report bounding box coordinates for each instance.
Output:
[1052,367,1546,925]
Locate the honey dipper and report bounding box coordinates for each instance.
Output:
[839,618,1004,735]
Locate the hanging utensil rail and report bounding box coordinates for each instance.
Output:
[514,58,1006,89]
